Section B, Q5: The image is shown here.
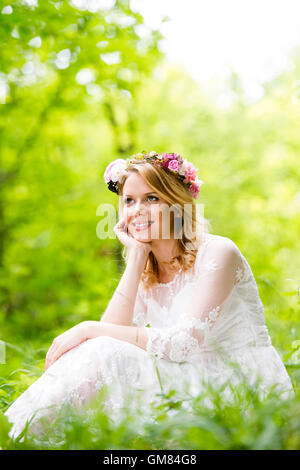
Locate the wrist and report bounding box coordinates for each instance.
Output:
[81,320,101,340]
[128,248,149,267]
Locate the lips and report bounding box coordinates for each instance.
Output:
[132,221,154,231]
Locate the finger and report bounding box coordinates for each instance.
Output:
[114,228,130,245]
[45,343,60,369]
[45,351,54,369]
[45,332,67,368]
[46,342,58,361]
[45,349,60,369]
[114,217,127,231]
[45,348,53,368]
[114,223,126,235]
[114,217,125,227]
[47,342,73,368]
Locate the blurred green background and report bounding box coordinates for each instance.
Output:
[0,0,300,449]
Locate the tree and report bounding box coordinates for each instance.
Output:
[0,0,165,317]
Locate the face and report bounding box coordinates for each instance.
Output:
[122,172,173,242]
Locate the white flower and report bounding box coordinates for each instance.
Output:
[194,176,204,187]
[178,160,189,176]
[110,162,128,182]
[149,150,157,156]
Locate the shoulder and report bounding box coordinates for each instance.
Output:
[200,233,241,255]
[197,233,242,269]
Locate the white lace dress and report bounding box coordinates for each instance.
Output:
[4,233,294,439]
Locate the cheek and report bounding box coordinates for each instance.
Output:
[150,207,162,223]
[123,207,135,220]
[160,206,172,224]
[123,209,129,223]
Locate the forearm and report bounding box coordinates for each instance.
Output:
[100,249,147,326]
[85,320,149,352]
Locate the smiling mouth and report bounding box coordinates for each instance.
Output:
[132,221,154,231]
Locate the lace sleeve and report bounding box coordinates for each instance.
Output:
[146,238,245,363]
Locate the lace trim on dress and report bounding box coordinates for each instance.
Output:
[168,332,199,363]
[133,311,147,327]
[234,254,250,285]
[235,266,244,282]
[146,329,170,360]
[179,307,221,329]
[203,259,219,272]
[141,235,253,362]
[201,253,249,287]
[156,268,183,287]
[146,305,222,362]
[146,327,200,362]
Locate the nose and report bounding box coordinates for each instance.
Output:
[133,200,142,214]
[131,199,147,218]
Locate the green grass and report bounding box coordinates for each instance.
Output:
[0,343,299,450]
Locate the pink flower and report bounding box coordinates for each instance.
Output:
[168,160,180,171]
[161,158,170,168]
[167,153,180,160]
[183,162,197,184]
[189,182,200,198]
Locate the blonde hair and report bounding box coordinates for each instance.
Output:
[117,158,211,290]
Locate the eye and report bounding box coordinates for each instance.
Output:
[124,195,158,204]
[124,197,133,205]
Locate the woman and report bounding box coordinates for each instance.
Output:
[4,151,294,440]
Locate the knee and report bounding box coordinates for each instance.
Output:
[87,335,124,358]
[90,335,119,348]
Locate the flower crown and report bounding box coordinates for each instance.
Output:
[104,151,203,199]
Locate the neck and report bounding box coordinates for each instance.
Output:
[151,238,180,275]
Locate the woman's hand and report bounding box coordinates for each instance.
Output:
[114,217,152,257]
[45,321,89,370]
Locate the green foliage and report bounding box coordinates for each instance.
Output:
[0,0,300,450]
[1,370,300,450]
[0,0,164,341]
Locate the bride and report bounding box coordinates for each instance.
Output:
[4,151,294,440]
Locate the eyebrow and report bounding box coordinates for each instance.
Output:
[123,192,158,197]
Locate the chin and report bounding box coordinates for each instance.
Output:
[133,234,152,243]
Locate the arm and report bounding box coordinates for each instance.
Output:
[100,215,152,326]
[86,321,149,351]
[145,238,245,361]
[46,219,151,369]
[100,249,147,326]
[46,238,245,369]
[86,238,245,363]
